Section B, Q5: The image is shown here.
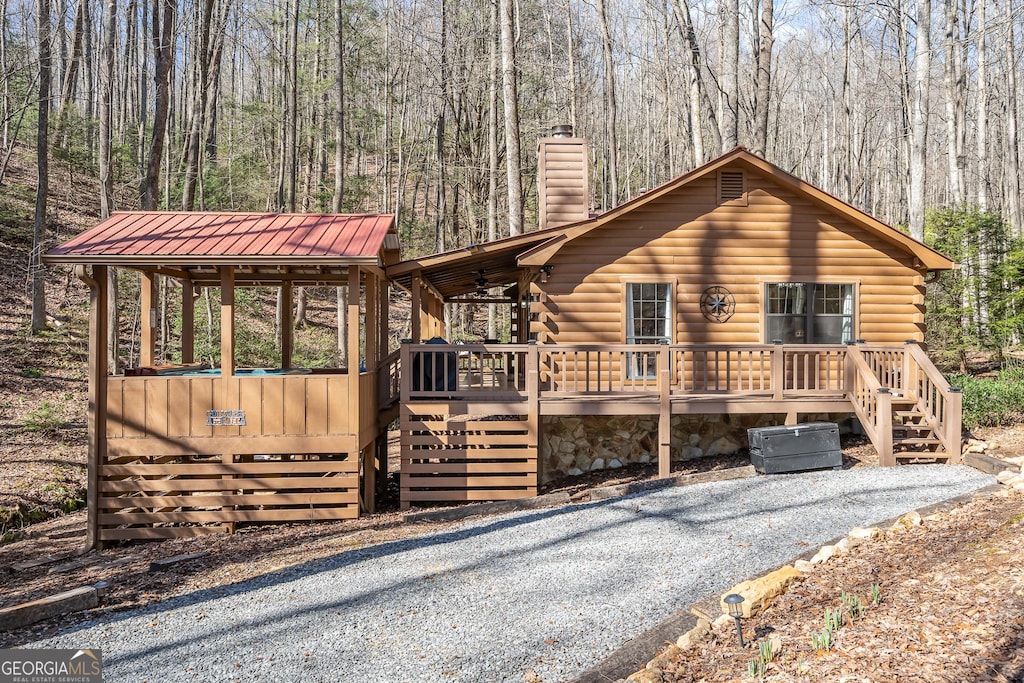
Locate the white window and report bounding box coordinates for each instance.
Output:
[766,283,854,344]
[626,282,672,377]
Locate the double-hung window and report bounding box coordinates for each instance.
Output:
[766,283,854,344]
[626,282,672,378]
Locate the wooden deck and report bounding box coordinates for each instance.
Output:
[398,342,962,509]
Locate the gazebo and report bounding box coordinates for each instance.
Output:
[45,212,400,547]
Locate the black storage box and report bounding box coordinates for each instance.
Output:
[747,422,843,474]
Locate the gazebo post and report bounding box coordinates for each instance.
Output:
[181,279,195,364]
[79,265,107,550]
[378,276,390,362]
[280,281,293,368]
[365,271,378,370]
[348,267,375,512]
[140,271,157,366]
[220,267,236,532]
[411,274,422,342]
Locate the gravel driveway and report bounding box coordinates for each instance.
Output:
[27,465,993,682]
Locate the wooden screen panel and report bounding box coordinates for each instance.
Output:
[400,402,537,509]
[97,453,359,541]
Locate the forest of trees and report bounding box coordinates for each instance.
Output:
[2,0,1022,350]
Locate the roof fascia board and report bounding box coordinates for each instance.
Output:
[516,234,569,267]
[386,231,557,278]
[42,254,381,267]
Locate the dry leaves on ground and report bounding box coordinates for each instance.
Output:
[658,488,1024,683]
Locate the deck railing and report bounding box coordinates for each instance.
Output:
[846,347,894,465]
[378,348,402,409]
[905,343,963,462]
[400,342,861,399]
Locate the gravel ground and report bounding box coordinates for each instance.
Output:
[24,465,993,682]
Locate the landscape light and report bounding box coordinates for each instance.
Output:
[724,593,746,647]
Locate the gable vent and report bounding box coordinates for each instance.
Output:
[719,171,745,203]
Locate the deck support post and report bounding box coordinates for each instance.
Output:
[658,343,671,478]
[375,432,388,505]
[876,387,894,466]
[140,270,157,367]
[527,341,540,493]
[78,265,107,550]
[785,411,798,425]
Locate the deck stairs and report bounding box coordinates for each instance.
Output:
[890,395,950,459]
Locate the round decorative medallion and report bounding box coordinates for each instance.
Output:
[700,286,736,322]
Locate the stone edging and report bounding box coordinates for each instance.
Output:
[625,481,1015,682]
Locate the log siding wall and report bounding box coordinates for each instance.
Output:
[531,165,925,346]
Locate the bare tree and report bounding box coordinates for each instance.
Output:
[31,0,51,333]
[1004,0,1021,234]
[332,0,345,212]
[943,0,965,205]
[908,0,930,241]
[499,0,522,235]
[140,0,175,210]
[975,0,989,210]
[751,0,773,156]
[720,0,740,150]
[596,0,618,205]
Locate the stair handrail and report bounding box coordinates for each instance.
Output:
[377,347,402,409]
[904,343,963,463]
[846,346,895,466]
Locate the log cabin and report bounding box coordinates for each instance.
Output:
[45,212,401,546]
[387,141,962,509]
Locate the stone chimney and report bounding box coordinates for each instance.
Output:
[537,125,590,230]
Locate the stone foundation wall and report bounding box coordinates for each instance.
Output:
[540,413,853,483]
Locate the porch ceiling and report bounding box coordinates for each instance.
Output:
[387,230,558,300]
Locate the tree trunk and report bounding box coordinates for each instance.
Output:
[31,0,51,333]
[99,0,116,217]
[499,0,522,236]
[331,0,344,212]
[286,0,298,212]
[943,0,964,205]
[99,0,118,370]
[720,0,739,150]
[752,0,773,157]
[140,0,175,210]
[596,0,618,206]
[55,0,85,141]
[487,0,498,338]
[668,0,719,163]
[908,0,930,241]
[975,0,988,210]
[1005,0,1021,235]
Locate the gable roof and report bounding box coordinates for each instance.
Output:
[517,147,954,271]
[387,147,954,300]
[45,212,399,266]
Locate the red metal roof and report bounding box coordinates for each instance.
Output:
[45,212,396,263]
